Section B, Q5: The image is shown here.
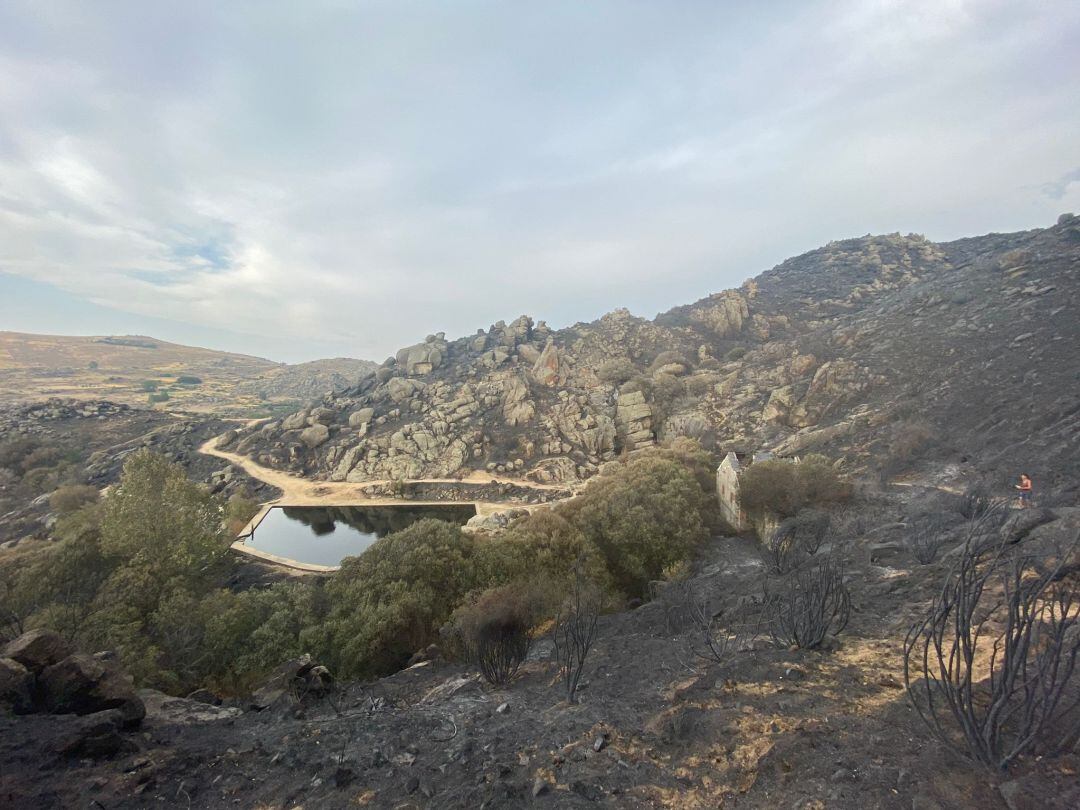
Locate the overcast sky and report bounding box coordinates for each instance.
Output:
[1,1,1078,363]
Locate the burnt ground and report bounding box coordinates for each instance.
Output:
[2,491,1078,809]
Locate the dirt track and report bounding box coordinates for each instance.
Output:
[198,432,567,514]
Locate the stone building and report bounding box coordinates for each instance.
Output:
[716,450,789,531]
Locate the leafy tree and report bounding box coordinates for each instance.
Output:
[316,519,481,678]
[562,455,709,599]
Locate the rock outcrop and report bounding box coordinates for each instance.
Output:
[222,216,1080,496]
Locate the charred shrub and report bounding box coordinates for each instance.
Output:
[956,486,994,521]
[766,509,832,573]
[904,533,1080,771]
[680,580,762,667]
[446,583,547,687]
[904,512,950,565]
[552,570,601,704]
[765,554,850,649]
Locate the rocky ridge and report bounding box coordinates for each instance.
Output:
[228,215,1080,496]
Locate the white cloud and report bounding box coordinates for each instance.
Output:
[0,0,1077,361]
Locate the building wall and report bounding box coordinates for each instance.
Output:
[716,453,745,530]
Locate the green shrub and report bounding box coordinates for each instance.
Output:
[176,375,202,385]
[148,391,170,403]
[596,358,638,385]
[561,455,710,599]
[649,351,690,373]
[725,346,747,361]
[317,519,482,678]
[49,484,99,515]
[739,455,849,519]
[225,492,260,535]
[21,446,63,472]
[140,380,159,392]
[477,510,607,590]
[0,437,39,472]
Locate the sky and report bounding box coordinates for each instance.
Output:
[1,1,1078,363]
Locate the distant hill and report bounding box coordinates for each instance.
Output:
[0,332,375,414]
[236,358,379,401]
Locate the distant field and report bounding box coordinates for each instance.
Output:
[0,332,373,415]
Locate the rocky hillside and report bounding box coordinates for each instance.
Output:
[226,215,1080,499]
[235,358,378,401]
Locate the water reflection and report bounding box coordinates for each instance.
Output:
[242,504,477,567]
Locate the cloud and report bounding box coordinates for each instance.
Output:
[0,0,1078,362]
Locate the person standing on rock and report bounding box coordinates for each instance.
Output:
[1015,473,1033,508]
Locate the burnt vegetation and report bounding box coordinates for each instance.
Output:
[904,531,1080,771]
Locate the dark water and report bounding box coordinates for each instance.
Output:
[240,504,477,567]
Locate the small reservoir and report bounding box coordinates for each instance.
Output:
[239,504,477,568]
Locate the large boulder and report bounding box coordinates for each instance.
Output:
[1000,508,1055,544]
[349,407,375,428]
[299,423,330,449]
[387,376,426,404]
[686,290,748,337]
[531,339,563,386]
[1,629,73,674]
[0,657,34,713]
[396,338,447,375]
[137,689,242,725]
[217,428,239,448]
[281,409,310,431]
[55,708,136,759]
[502,375,535,426]
[39,653,145,726]
[309,407,337,426]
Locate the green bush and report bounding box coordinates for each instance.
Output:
[140,380,159,392]
[477,510,608,590]
[176,375,203,385]
[148,391,170,403]
[22,446,63,471]
[649,351,691,373]
[225,492,260,535]
[725,347,747,361]
[0,437,40,472]
[316,519,482,679]
[49,484,99,515]
[561,454,710,599]
[739,455,850,519]
[596,358,638,385]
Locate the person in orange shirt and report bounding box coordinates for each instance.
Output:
[1015,473,1033,508]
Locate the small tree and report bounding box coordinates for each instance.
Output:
[552,567,601,703]
[49,484,99,515]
